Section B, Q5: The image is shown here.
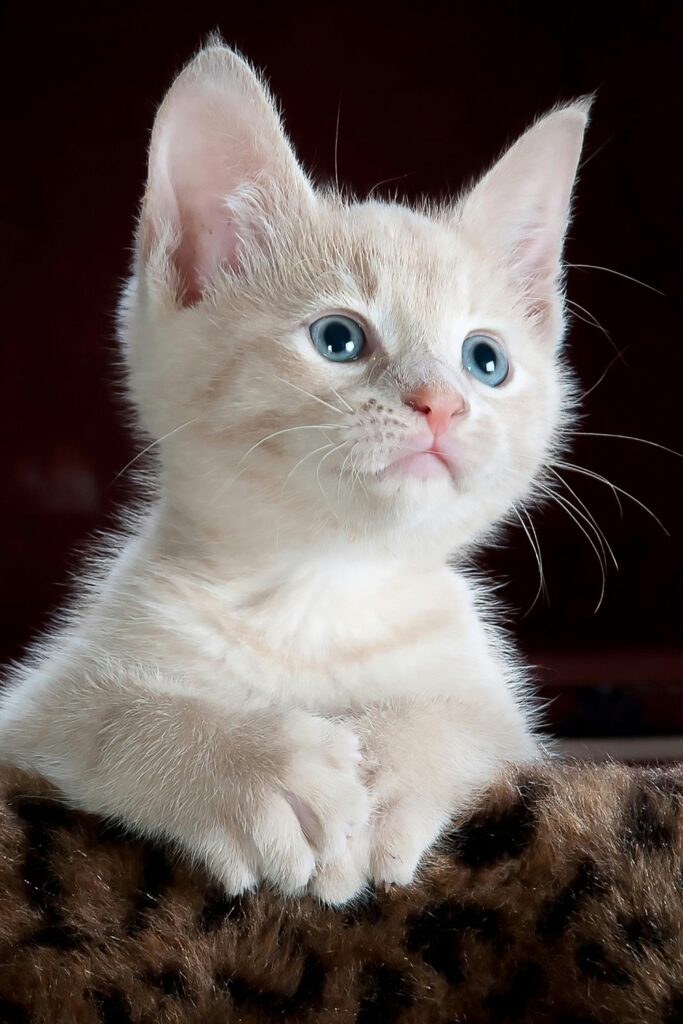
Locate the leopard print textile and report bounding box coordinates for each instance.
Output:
[0,760,681,1023]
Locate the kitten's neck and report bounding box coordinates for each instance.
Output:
[151,495,450,587]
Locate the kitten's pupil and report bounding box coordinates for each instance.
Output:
[474,342,497,376]
[324,321,354,354]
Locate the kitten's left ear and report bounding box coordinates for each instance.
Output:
[458,101,591,309]
[140,43,315,304]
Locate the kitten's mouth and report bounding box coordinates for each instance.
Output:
[382,447,455,482]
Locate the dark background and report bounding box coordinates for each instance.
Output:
[2,1,682,738]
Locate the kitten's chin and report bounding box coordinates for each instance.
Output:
[382,450,454,481]
[370,457,457,508]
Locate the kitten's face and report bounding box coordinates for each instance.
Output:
[124,46,586,556]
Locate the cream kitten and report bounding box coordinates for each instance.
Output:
[0,44,588,904]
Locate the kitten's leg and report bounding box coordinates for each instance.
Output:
[0,669,369,897]
[356,693,538,887]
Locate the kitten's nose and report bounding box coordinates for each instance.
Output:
[402,387,468,436]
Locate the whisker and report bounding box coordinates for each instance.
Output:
[350,445,369,498]
[513,504,548,611]
[329,386,355,414]
[552,460,668,535]
[578,131,617,171]
[275,376,347,416]
[582,346,630,400]
[366,352,388,389]
[367,172,410,198]
[535,481,607,612]
[236,423,348,469]
[565,298,622,358]
[577,431,683,461]
[338,443,358,502]
[548,466,618,570]
[567,262,664,296]
[315,440,351,519]
[280,442,336,493]
[110,418,199,485]
[317,439,350,491]
[553,458,623,513]
[334,100,342,192]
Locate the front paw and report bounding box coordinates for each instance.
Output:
[369,798,446,887]
[308,828,371,906]
[247,713,370,896]
[280,713,370,862]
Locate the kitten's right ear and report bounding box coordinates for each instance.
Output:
[457,101,590,317]
[140,44,314,305]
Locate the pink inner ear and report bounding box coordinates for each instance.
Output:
[140,48,314,307]
[509,218,560,287]
[461,107,588,299]
[172,192,240,305]
[150,88,253,304]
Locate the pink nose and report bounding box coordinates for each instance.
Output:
[403,387,468,436]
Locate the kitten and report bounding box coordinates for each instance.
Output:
[0,44,588,904]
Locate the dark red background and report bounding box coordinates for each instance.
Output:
[2,2,682,736]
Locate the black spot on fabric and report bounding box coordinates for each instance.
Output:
[11,795,78,835]
[0,997,31,1024]
[444,783,542,867]
[11,794,86,947]
[536,860,605,942]
[356,965,415,1024]
[575,941,632,987]
[153,966,189,999]
[94,818,137,846]
[649,772,683,799]
[11,796,77,913]
[664,992,683,1024]
[407,899,503,985]
[290,951,326,1010]
[621,914,668,957]
[624,787,674,852]
[218,976,264,1008]
[341,888,383,927]
[125,844,175,934]
[217,950,325,1017]
[407,909,464,984]
[199,889,247,932]
[91,989,134,1024]
[485,961,546,1019]
[27,923,85,950]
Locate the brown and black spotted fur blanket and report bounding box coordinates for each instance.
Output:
[0,759,681,1023]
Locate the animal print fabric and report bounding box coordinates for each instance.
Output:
[0,759,681,1023]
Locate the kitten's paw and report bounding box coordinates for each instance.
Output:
[369,799,443,887]
[278,713,370,867]
[308,829,371,905]
[240,713,370,896]
[201,829,259,894]
[250,791,319,894]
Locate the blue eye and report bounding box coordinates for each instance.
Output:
[310,315,366,363]
[462,334,509,387]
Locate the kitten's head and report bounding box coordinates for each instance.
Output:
[121,44,588,561]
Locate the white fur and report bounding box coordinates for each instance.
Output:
[0,44,588,903]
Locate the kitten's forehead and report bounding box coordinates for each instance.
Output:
[339,200,459,288]
[311,198,475,330]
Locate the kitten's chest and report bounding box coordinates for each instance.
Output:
[153,564,496,708]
